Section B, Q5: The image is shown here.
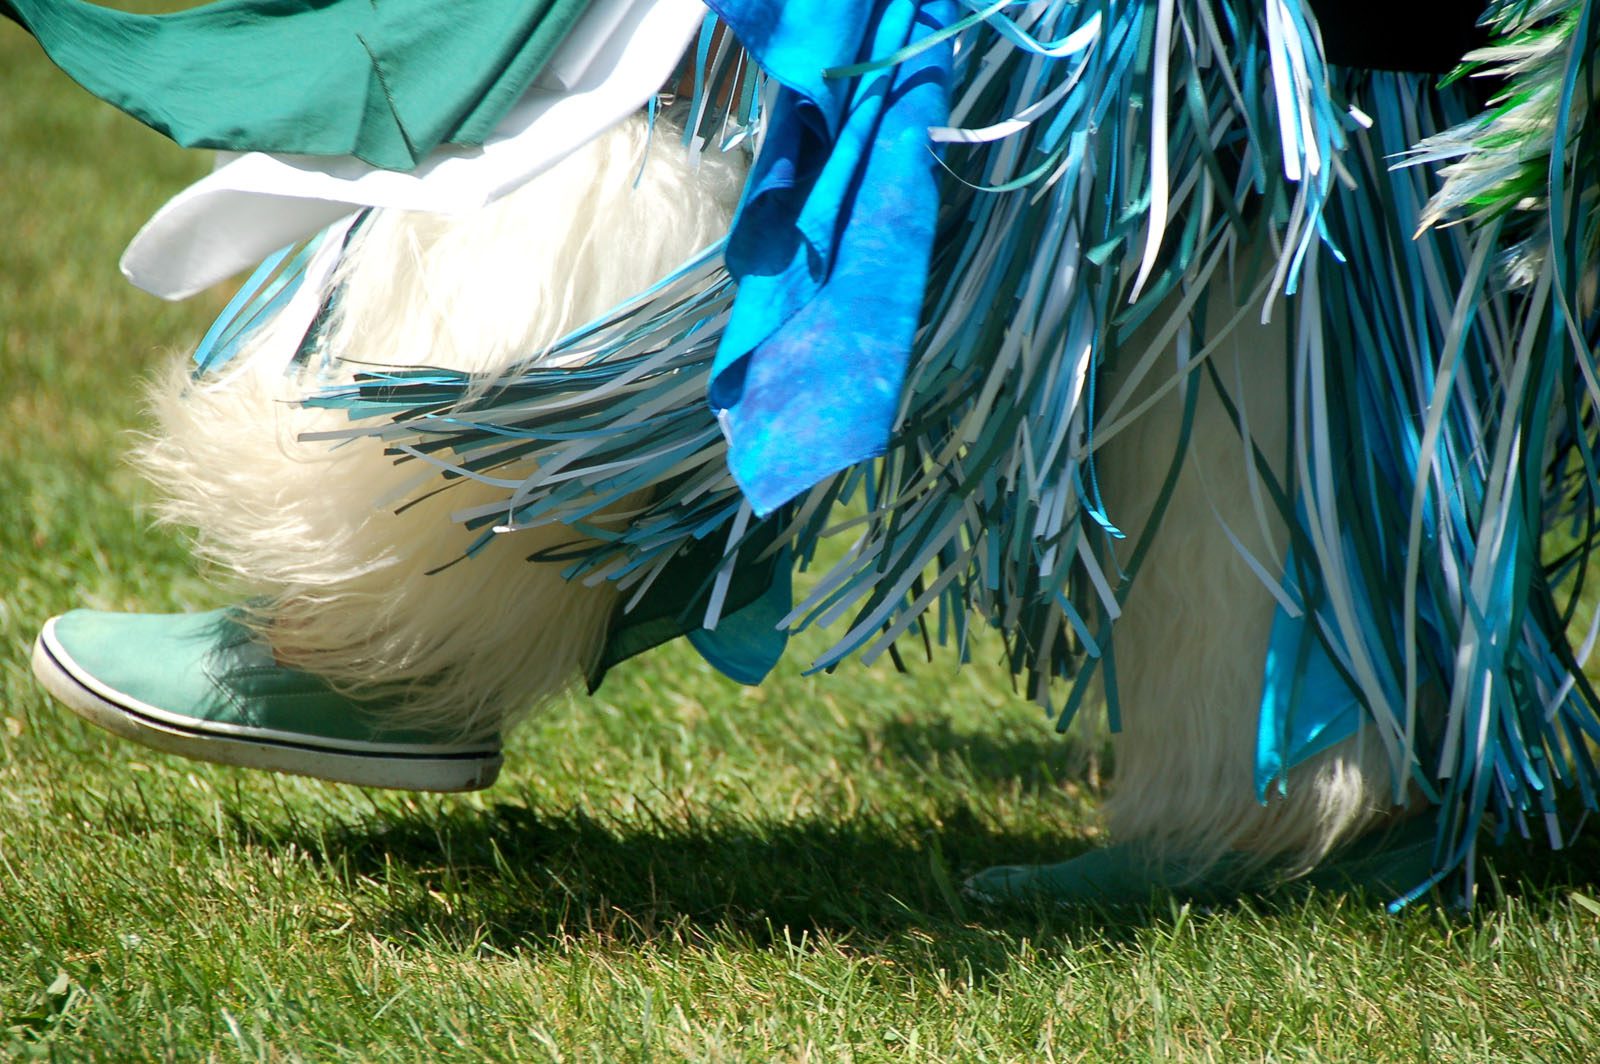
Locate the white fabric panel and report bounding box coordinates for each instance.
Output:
[122,0,706,300]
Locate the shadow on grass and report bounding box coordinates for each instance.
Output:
[871,714,1111,791]
[56,724,1600,984]
[73,779,1147,980]
[253,803,1600,980]
[288,799,1143,974]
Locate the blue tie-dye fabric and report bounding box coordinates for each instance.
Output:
[703,0,956,515]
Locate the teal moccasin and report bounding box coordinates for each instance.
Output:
[964,816,1441,908]
[32,608,500,792]
[963,844,1269,908]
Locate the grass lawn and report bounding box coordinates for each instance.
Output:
[5,12,1600,1063]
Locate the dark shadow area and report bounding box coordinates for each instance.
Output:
[51,717,1600,986]
[73,776,1600,992]
[1476,829,1600,904]
[69,779,1150,981]
[258,797,1144,978]
[871,714,1111,792]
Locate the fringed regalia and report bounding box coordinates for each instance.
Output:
[11,0,1599,905]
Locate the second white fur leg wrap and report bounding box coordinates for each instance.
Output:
[1099,280,1396,875]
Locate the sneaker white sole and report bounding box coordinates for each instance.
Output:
[31,618,501,793]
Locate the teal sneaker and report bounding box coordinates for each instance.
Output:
[31,608,501,792]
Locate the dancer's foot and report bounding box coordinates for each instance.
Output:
[31,608,501,791]
[965,817,1441,908]
[963,844,1267,907]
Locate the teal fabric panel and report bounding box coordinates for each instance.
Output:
[686,548,794,685]
[3,0,591,171]
[1254,561,1364,801]
[589,515,791,689]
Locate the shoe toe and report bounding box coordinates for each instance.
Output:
[48,607,239,720]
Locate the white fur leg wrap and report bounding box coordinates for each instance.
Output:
[1099,282,1397,873]
[138,117,745,739]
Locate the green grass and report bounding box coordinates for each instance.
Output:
[5,15,1600,1063]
